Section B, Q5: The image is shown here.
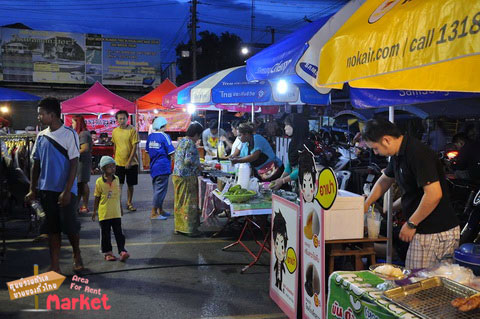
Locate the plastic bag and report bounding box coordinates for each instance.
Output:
[417,262,475,285]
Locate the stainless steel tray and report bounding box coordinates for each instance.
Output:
[383,277,480,319]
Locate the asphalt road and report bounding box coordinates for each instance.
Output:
[0,174,285,319]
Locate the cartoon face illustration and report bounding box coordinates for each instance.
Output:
[302,172,317,203]
[273,210,288,263]
[274,233,286,261]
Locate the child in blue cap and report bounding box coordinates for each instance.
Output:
[92,156,130,261]
[146,117,175,220]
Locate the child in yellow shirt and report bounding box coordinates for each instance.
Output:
[92,156,130,261]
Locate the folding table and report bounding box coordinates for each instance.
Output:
[213,191,272,273]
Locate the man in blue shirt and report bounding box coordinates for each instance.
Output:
[25,97,84,273]
[232,122,284,182]
[146,117,175,220]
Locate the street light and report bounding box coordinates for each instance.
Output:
[241,47,249,55]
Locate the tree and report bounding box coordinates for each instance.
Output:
[175,31,245,85]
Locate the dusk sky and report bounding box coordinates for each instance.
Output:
[0,0,348,63]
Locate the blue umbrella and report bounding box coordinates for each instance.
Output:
[349,86,480,109]
[246,0,365,92]
[177,65,329,106]
[0,87,41,102]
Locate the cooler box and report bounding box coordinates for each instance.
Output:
[324,190,364,240]
[454,243,480,275]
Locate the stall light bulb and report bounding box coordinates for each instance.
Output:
[153,109,159,114]
[277,80,288,94]
[0,106,9,113]
[241,47,249,55]
[109,110,115,115]
[187,103,196,114]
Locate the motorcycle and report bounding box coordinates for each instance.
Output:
[460,187,480,245]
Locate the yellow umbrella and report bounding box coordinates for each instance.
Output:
[316,0,480,92]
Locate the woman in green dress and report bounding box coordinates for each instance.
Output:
[173,122,204,236]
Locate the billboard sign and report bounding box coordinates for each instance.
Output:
[0,28,161,87]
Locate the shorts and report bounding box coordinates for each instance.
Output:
[39,191,80,235]
[116,165,139,186]
[406,226,460,269]
[77,157,92,183]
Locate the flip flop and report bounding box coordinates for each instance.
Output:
[73,256,85,272]
[127,204,137,212]
[104,253,117,261]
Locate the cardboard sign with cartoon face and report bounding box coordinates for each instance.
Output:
[270,195,300,318]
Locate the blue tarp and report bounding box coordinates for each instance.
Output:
[0,87,41,102]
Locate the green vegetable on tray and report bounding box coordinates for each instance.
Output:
[224,186,256,203]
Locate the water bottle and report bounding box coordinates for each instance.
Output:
[31,201,45,219]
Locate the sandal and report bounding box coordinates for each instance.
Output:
[127,204,137,212]
[104,253,117,261]
[73,256,85,272]
[119,251,130,262]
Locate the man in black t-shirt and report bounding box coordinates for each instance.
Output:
[362,119,460,269]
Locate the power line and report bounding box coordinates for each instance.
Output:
[164,15,190,60]
[200,1,321,13]
[198,19,290,35]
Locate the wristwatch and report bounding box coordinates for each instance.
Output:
[406,220,418,229]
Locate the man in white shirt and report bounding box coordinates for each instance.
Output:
[202,119,226,157]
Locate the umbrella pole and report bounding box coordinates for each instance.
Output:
[251,103,254,122]
[217,109,222,160]
[386,106,394,264]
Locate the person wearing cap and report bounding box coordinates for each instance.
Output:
[146,117,175,220]
[92,156,130,262]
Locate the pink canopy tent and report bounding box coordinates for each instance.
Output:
[61,82,136,114]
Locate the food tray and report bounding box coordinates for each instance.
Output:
[224,193,256,203]
[383,277,480,319]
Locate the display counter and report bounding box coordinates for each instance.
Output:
[327,271,421,319]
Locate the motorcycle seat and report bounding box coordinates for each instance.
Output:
[448,177,480,190]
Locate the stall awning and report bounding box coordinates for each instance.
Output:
[61,82,135,114]
[137,79,177,111]
[0,87,41,102]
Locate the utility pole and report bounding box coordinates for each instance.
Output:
[191,0,197,80]
[250,0,255,42]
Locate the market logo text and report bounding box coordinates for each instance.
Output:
[47,275,111,310]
